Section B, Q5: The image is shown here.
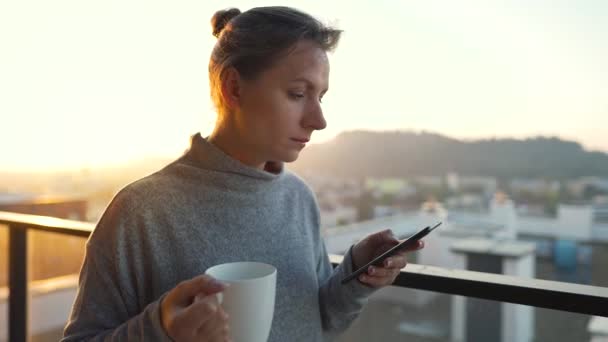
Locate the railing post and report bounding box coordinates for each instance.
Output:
[9,224,28,342]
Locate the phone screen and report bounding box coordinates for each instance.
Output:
[341,222,441,284]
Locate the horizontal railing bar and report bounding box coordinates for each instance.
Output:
[329,254,608,317]
[2,211,607,318]
[0,211,94,237]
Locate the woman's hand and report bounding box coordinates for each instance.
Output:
[160,274,232,342]
[351,229,424,288]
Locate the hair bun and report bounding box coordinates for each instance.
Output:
[211,8,241,38]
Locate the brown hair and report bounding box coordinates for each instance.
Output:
[208,6,342,115]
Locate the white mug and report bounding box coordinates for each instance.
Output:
[205,262,277,342]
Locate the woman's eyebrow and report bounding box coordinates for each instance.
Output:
[289,77,328,92]
[289,77,313,85]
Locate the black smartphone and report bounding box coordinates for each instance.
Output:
[341,222,442,284]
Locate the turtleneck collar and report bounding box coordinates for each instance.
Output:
[182,133,284,181]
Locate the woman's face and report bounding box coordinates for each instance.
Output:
[235,39,329,165]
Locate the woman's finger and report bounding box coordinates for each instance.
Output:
[368,264,405,282]
[196,308,229,341]
[413,240,425,250]
[383,256,408,269]
[178,294,222,333]
[393,240,424,256]
[359,273,393,287]
[366,265,393,278]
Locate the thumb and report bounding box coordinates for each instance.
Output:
[174,275,227,305]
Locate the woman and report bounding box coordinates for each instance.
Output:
[62,6,423,342]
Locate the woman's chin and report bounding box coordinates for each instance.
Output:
[280,150,301,163]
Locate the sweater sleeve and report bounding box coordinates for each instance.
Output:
[62,188,173,342]
[294,174,378,338]
[61,244,172,342]
[317,238,378,339]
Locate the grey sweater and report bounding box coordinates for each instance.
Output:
[62,133,376,342]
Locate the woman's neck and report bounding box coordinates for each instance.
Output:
[208,128,266,170]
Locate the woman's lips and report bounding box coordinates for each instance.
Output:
[291,137,309,148]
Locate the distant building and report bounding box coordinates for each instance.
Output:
[0,193,87,220]
[593,196,608,223]
[446,173,497,195]
[445,193,485,211]
[490,192,518,239]
[415,176,443,188]
[365,178,416,199]
[567,177,608,197]
[320,205,357,229]
[510,178,560,195]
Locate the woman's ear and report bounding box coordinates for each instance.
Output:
[220,67,241,111]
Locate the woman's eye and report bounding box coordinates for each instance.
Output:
[289,92,305,99]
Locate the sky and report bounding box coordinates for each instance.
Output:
[1,0,607,171]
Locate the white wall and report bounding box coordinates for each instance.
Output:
[556,204,593,240]
[0,276,78,342]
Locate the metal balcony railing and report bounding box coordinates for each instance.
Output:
[2,210,608,342]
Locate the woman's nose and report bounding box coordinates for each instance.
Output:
[304,102,327,131]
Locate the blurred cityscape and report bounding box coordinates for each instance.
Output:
[2,159,608,341]
[304,171,608,342]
